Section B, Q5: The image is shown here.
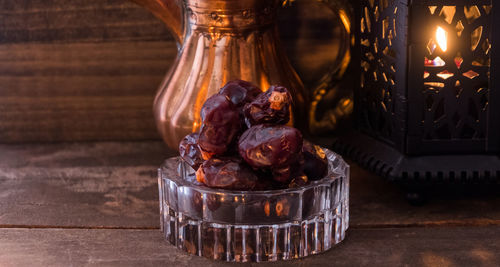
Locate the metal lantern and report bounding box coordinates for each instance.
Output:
[334,0,500,186]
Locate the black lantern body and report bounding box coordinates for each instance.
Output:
[334,0,500,184]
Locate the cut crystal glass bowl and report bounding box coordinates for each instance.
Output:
[158,148,349,262]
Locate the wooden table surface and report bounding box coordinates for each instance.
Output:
[0,141,499,266]
[2,1,498,265]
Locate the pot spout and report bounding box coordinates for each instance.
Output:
[131,0,184,45]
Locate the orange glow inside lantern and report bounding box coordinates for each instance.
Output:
[424,26,449,66]
[435,26,448,52]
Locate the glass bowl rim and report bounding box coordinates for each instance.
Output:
[161,147,348,197]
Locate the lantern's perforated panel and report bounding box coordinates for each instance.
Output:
[359,0,405,147]
[335,0,500,182]
[404,1,493,154]
[420,4,491,142]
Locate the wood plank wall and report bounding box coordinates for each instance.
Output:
[0,0,173,142]
[0,0,344,143]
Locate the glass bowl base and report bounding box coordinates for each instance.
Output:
[158,148,349,262]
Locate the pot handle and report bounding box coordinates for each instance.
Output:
[285,0,354,134]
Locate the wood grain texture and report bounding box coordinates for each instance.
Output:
[349,165,500,227]
[0,0,171,44]
[1,142,499,228]
[0,0,175,142]
[0,141,175,228]
[0,41,176,142]
[0,141,499,265]
[0,0,342,142]
[1,227,499,266]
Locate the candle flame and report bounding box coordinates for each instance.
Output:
[436,26,447,52]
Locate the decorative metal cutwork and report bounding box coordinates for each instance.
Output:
[359,0,398,144]
[344,0,500,182]
[422,4,491,141]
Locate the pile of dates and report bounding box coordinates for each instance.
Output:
[179,80,328,191]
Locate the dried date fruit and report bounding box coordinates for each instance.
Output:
[179,133,204,169]
[191,191,203,212]
[196,157,258,190]
[288,174,309,188]
[238,124,303,169]
[192,191,220,212]
[302,140,328,180]
[177,81,326,192]
[271,159,304,183]
[201,228,226,259]
[219,80,262,108]
[253,176,274,191]
[243,85,292,127]
[263,198,291,217]
[301,188,315,217]
[220,80,263,134]
[198,94,241,155]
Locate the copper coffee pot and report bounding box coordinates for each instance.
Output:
[133,0,352,150]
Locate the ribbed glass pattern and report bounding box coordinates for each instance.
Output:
[158,148,349,262]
